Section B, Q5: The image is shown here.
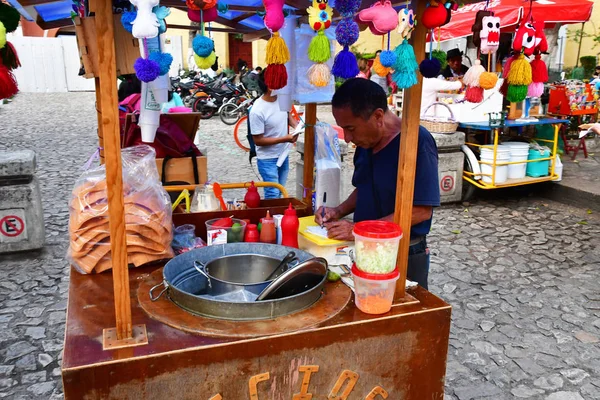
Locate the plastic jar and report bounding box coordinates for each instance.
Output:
[352,265,399,314]
[352,221,403,274]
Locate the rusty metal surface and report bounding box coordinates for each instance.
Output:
[63,265,451,399]
[138,268,352,338]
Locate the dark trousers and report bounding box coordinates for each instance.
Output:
[407,237,430,290]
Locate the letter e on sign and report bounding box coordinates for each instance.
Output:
[0,209,27,243]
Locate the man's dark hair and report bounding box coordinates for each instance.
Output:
[332,78,388,119]
[255,66,263,72]
[257,67,268,93]
[118,74,141,102]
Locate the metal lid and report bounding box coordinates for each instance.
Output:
[256,257,327,301]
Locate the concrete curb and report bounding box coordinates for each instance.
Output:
[539,181,600,213]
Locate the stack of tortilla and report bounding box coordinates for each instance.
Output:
[68,178,174,274]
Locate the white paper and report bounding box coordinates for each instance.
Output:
[306,226,329,239]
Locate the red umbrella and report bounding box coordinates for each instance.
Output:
[433,0,594,42]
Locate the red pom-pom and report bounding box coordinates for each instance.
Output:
[530,54,548,83]
[264,64,287,90]
[0,42,21,70]
[465,86,484,103]
[0,65,18,99]
[499,79,509,97]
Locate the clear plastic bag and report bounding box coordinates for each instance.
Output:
[314,122,342,209]
[172,224,206,254]
[68,145,174,274]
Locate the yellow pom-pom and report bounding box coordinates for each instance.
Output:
[479,72,499,90]
[0,22,6,50]
[266,32,290,65]
[372,55,391,77]
[194,51,216,70]
[507,54,532,86]
[307,63,331,87]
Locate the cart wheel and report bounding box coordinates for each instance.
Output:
[462,156,477,202]
[234,116,250,152]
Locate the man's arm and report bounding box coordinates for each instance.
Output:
[334,188,357,218]
[253,134,296,147]
[379,205,433,226]
[315,188,357,225]
[288,112,298,130]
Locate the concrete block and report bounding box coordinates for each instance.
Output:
[437,152,465,204]
[0,150,36,178]
[431,131,466,151]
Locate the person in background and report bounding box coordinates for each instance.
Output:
[592,65,600,80]
[357,58,369,79]
[315,79,440,289]
[442,48,469,79]
[249,68,299,199]
[118,74,141,102]
[370,50,389,93]
[421,57,464,116]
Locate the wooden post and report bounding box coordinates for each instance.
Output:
[95,0,132,340]
[302,103,317,210]
[393,0,427,298]
[94,78,105,164]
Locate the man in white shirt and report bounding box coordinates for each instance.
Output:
[249,69,298,199]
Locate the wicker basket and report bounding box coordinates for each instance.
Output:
[420,102,459,134]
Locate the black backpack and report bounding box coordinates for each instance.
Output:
[247,107,257,163]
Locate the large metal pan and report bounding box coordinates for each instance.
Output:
[149,243,327,321]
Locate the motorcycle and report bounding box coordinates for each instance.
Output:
[192,79,249,120]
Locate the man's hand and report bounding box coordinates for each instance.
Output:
[286,133,299,144]
[314,206,340,225]
[324,220,354,241]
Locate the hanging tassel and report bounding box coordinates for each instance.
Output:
[266,32,290,65]
[308,31,331,63]
[527,82,544,98]
[479,72,498,90]
[194,51,217,69]
[391,39,418,89]
[530,53,548,83]
[0,64,18,99]
[507,84,528,103]
[192,35,214,58]
[0,42,20,70]
[148,52,173,76]
[432,49,447,70]
[419,58,441,78]
[463,59,485,87]
[0,22,6,50]
[308,63,331,87]
[264,64,288,90]
[372,55,390,77]
[507,54,532,86]
[332,46,359,79]
[134,57,160,82]
[465,86,484,103]
[499,79,509,97]
[379,50,396,68]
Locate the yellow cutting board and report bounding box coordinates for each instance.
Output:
[298,216,347,246]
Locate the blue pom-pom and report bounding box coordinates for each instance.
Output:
[380,50,396,68]
[193,35,214,58]
[121,11,136,33]
[419,58,441,78]
[335,18,359,47]
[392,40,418,89]
[335,0,362,16]
[148,52,173,76]
[332,47,359,79]
[134,58,160,82]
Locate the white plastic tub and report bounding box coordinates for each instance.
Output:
[502,142,530,179]
[352,265,399,315]
[480,145,511,184]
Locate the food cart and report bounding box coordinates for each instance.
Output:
[10,0,456,398]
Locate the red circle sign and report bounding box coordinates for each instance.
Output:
[441,175,455,192]
[0,215,24,237]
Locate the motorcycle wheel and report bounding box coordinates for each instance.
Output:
[193,97,216,119]
[220,103,242,125]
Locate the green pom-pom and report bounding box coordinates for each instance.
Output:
[194,51,216,70]
[308,31,331,63]
[432,49,447,70]
[507,84,528,103]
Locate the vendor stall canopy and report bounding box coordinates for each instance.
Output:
[435,0,594,42]
[9,0,489,37]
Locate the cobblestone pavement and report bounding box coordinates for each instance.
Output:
[1,93,599,399]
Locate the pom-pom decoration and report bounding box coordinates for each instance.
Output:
[148,51,173,75]
[264,64,288,90]
[506,84,528,103]
[463,59,485,87]
[380,50,396,68]
[263,0,285,33]
[479,71,498,90]
[332,46,359,79]
[372,54,390,77]
[507,54,532,86]
[0,3,20,34]
[513,20,547,57]
[0,42,21,70]
[0,22,6,50]
[188,9,201,22]
[335,0,361,16]
[193,35,214,58]
[357,0,398,35]
[265,32,290,65]
[134,57,160,82]
[499,79,509,97]
[121,11,137,33]
[335,17,359,47]
[194,51,217,69]
[527,82,544,98]
[0,64,18,99]
[308,31,331,63]
[307,63,331,87]
[391,39,418,89]
[432,49,447,70]
[203,5,218,22]
[186,0,200,10]
[419,57,441,78]
[421,2,452,29]
[130,0,160,39]
[530,53,548,83]
[465,86,484,103]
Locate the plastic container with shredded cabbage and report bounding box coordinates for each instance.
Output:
[353,221,402,274]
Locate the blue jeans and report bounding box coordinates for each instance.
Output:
[407,237,430,290]
[257,157,289,199]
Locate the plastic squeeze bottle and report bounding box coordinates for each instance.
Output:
[259,211,277,244]
[244,224,260,243]
[244,181,261,208]
[281,203,299,248]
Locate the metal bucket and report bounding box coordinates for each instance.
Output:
[149,243,327,320]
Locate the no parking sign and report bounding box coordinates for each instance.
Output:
[0,209,28,243]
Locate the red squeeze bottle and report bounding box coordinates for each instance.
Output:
[259,211,277,244]
[281,203,299,248]
[244,224,260,243]
[244,181,261,208]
